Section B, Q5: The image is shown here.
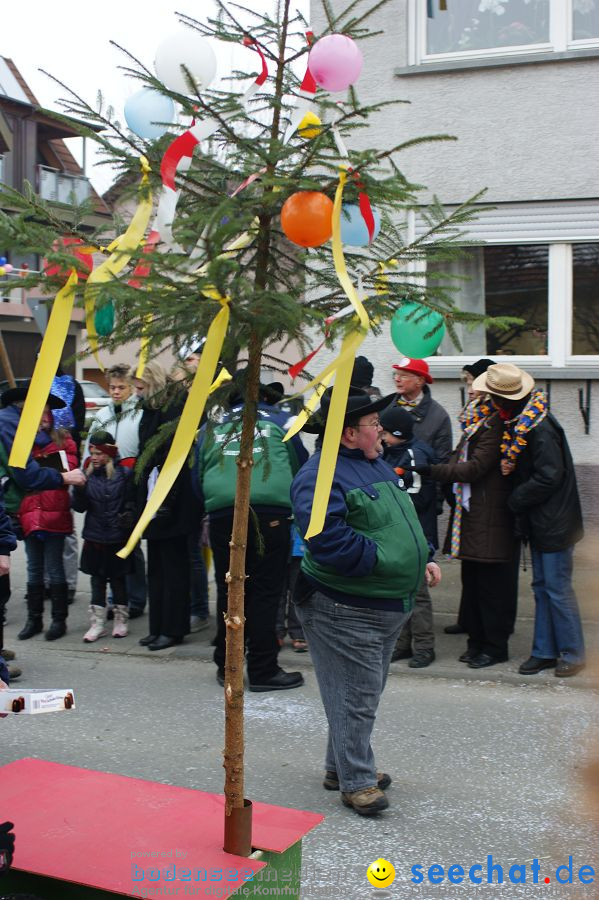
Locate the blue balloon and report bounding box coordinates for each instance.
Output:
[340,204,381,247]
[124,89,175,140]
[0,257,6,266]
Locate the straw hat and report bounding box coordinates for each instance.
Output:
[472,363,534,401]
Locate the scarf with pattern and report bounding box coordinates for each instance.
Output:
[500,390,548,463]
[450,397,494,558]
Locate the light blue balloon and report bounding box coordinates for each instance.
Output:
[124,89,175,140]
[340,204,381,247]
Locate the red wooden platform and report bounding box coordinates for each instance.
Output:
[0,758,323,897]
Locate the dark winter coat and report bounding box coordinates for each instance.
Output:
[388,385,453,464]
[18,433,78,538]
[72,464,134,544]
[136,396,198,540]
[507,414,583,553]
[383,438,438,548]
[430,413,517,564]
[0,484,17,557]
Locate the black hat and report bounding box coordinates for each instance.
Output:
[462,358,495,379]
[351,356,374,389]
[380,406,414,440]
[1,382,66,410]
[89,429,116,446]
[302,387,394,434]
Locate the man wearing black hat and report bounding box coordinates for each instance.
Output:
[291,388,441,816]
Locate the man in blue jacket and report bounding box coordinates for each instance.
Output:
[291,388,441,817]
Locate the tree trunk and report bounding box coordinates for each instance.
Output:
[222,330,262,851]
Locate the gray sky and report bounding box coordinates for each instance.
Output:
[2,0,309,192]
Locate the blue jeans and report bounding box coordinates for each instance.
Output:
[531,547,585,664]
[295,589,409,793]
[25,534,66,585]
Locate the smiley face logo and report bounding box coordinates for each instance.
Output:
[366,858,396,888]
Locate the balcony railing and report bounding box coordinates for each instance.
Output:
[38,165,91,205]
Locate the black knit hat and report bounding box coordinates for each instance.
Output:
[380,406,414,440]
[462,358,495,379]
[351,356,374,389]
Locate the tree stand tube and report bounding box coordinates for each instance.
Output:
[224,797,253,856]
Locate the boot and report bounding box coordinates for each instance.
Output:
[18,584,44,640]
[112,605,129,639]
[45,583,68,641]
[83,606,107,643]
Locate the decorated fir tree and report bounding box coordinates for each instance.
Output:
[0,0,517,853]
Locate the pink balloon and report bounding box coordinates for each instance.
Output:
[308,34,363,93]
[3,263,13,273]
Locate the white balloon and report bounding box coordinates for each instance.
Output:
[155,31,217,94]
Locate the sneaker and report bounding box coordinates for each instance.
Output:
[7,664,22,681]
[0,649,16,661]
[341,786,389,816]
[324,771,391,791]
[555,659,585,678]
[248,670,304,693]
[190,616,209,633]
[409,649,435,668]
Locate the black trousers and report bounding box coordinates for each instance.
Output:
[462,548,520,659]
[147,537,190,639]
[210,512,290,683]
[0,573,10,652]
[91,575,127,607]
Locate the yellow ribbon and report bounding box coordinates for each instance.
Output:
[85,157,153,369]
[135,314,153,379]
[117,300,231,559]
[299,168,370,539]
[9,270,78,468]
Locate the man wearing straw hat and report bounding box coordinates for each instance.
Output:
[472,363,585,678]
[291,387,441,817]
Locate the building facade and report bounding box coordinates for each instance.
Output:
[310,0,599,525]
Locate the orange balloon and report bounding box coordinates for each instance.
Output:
[281,191,333,248]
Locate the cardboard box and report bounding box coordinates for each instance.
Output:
[0,689,75,715]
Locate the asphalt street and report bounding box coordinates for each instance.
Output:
[1,527,599,899]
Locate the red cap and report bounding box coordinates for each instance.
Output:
[392,357,433,384]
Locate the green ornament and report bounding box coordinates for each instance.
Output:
[390,302,445,358]
[95,301,115,336]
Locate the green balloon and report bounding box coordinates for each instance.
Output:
[390,302,445,358]
[95,301,115,336]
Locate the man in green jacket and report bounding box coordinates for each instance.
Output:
[291,388,441,817]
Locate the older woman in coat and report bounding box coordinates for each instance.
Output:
[421,397,520,668]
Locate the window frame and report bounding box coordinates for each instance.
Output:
[422,238,599,371]
[409,0,599,66]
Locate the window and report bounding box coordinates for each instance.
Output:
[414,0,599,63]
[572,243,599,354]
[426,1,550,56]
[429,241,599,363]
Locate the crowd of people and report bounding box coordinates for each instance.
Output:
[0,349,587,818]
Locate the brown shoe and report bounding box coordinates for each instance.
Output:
[555,660,585,678]
[341,786,389,816]
[0,649,15,661]
[7,664,22,680]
